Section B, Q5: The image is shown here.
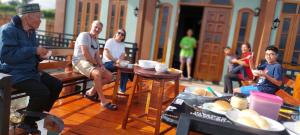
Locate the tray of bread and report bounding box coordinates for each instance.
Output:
[225,109,285,132]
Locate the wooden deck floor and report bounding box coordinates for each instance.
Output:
[49,81,200,135]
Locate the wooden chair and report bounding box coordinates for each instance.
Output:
[275,77,300,106]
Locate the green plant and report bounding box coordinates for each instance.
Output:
[0,4,17,15]
[42,9,55,19]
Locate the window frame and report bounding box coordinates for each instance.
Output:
[232,8,254,55]
[106,0,128,39]
[73,0,102,35]
[153,3,173,62]
[275,1,300,68]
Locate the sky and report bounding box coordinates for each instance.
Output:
[2,0,56,9]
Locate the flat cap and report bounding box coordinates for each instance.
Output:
[17,3,40,15]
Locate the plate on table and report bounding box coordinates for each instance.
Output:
[283,122,300,135]
[200,102,236,115]
[225,109,285,132]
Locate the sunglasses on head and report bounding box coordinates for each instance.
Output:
[91,44,98,50]
[117,32,125,36]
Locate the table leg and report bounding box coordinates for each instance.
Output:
[154,80,165,135]
[145,80,154,118]
[112,69,121,104]
[122,75,138,129]
[174,77,179,97]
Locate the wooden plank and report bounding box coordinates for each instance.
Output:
[48,82,185,135]
[293,74,300,100]
[275,89,300,106]
[50,48,74,56]
[38,61,67,70]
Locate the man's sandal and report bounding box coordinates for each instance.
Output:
[84,93,100,102]
[102,102,118,111]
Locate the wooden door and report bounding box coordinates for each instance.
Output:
[194,7,231,82]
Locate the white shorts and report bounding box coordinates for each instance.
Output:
[73,60,96,78]
[180,57,193,64]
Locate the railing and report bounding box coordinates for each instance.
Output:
[36,30,138,63]
[281,63,300,79]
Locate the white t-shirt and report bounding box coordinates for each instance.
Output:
[102,38,125,63]
[72,32,99,65]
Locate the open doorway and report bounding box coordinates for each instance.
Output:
[172,5,203,78]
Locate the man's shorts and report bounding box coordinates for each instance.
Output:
[73,60,96,78]
[240,85,259,96]
[180,56,193,64]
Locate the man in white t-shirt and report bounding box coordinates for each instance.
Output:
[72,21,117,111]
[103,29,130,94]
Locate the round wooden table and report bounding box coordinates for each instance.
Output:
[112,64,134,104]
[122,66,180,135]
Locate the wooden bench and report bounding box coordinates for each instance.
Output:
[40,48,90,99]
[275,76,300,106]
[11,41,138,100]
[11,47,90,100]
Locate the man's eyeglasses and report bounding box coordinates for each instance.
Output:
[265,53,276,56]
[117,32,125,36]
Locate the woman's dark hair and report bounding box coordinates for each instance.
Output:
[265,46,279,54]
[114,28,126,42]
[242,42,251,51]
[224,46,231,50]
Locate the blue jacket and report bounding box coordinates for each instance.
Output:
[0,15,40,85]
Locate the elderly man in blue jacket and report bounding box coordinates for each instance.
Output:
[0,4,62,134]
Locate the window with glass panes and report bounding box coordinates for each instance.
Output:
[74,0,102,35]
[275,2,300,66]
[106,0,127,38]
[232,8,254,56]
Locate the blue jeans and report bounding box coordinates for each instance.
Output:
[231,65,248,80]
[104,61,130,92]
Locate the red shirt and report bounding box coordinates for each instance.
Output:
[238,52,254,80]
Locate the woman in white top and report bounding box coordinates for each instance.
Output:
[103,29,130,93]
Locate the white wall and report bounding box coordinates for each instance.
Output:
[64,0,76,35]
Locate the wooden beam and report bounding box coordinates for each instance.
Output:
[135,0,146,60]
[139,0,156,60]
[255,0,277,66]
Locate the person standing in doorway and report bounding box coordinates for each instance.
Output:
[179,29,197,80]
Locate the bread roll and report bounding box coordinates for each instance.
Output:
[237,109,270,130]
[191,89,214,97]
[295,121,300,133]
[213,100,232,111]
[237,117,259,129]
[230,96,248,110]
[239,109,259,118]
[250,115,269,130]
